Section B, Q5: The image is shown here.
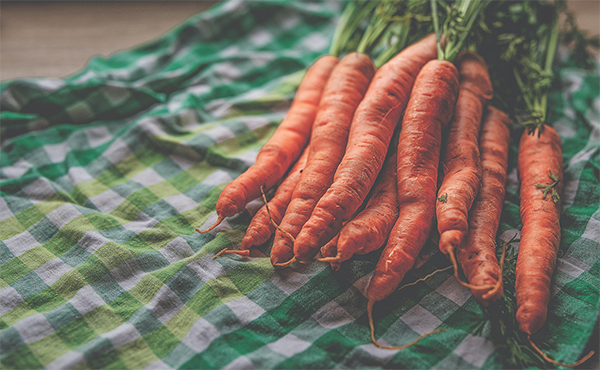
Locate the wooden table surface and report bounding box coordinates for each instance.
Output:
[0,1,598,368]
[1,1,217,81]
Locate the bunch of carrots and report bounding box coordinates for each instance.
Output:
[198,0,596,367]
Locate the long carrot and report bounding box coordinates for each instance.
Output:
[198,56,338,233]
[515,125,563,336]
[435,52,493,287]
[317,141,399,268]
[366,58,459,348]
[270,52,375,267]
[292,33,438,263]
[515,126,595,368]
[456,106,511,305]
[367,59,459,304]
[437,51,492,253]
[239,146,309,250]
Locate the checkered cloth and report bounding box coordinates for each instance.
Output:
[1,1,598,369]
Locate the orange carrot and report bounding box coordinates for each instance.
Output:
[240,146,309,250]
[456,106,511,305]
[270,52,375,267]
[515,125,563,336]
[198,56,338,233]
[366,59,459,304]
[292,34,438,262]
[436,52,493,257]
[317,143,398,268]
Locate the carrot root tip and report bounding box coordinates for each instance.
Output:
[447,246,495,291]
[368,299,444,350]
[527,335,595,368]
[397,266,453,292]
[213,248,251,259]
[316,256,340,263]
[197,216,225,234]
[273,256,296,269]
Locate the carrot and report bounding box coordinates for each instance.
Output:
[456,106,511,305]
[317,142,398,268]
[436,52,492,253]
[515,126,594,368]
[515,125,563,336]
[366,58,459,348]
[239,146,309,250]
[198,55,338,233]
[435,52,493,290]
[270,52,375,267]
[367,59,459,304]
[292,33,438,263]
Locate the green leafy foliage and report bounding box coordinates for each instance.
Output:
[330,0,433,67]
[479,0,598,135]
[535,170,561,203]
[431,0,488,62]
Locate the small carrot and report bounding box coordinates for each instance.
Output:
[367,59,459,304]
[198,55,338,233]
[456,106,512,305]
[515,125,563,336]
[270,52,375,267]
[292,33,438,263]
[435,52,494,291]
[317,141,398,268]
[240,146,309,250]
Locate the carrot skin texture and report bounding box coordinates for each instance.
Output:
[293,34,438,262]
[436,52,493,254]
[457,106,511,305]
[516,126,563,335]
[270,53,375,266]
[213,56,338,220]
[367,60,460,302]
[333,149,399,264]
[367,60,458,301]
[240,147,309,250]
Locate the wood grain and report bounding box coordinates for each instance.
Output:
[1,1,216,80]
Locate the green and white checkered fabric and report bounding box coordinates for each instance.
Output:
[0,1,598,369]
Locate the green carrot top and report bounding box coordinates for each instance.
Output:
[329,0,433,68]
[431,0,488,63]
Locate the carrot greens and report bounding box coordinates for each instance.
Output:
[431,0,487,62]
